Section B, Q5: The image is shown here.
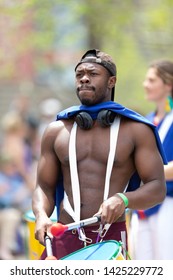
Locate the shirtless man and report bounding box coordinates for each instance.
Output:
[32,49,166,259]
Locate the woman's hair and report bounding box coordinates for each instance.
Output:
[150,60,173,97]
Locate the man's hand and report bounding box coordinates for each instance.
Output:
[35,215,53,245]
[95,195,125,224]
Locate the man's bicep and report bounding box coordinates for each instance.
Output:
[37,125,61,190]
[37,135,60,194]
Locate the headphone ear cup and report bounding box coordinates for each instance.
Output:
[75,112,93,130]
[97,110,115,127]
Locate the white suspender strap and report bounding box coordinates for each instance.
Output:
[104,116,120,201]
[68,122,80,222]
[64,116,121,223]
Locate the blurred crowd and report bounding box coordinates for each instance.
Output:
[0,93,62,260]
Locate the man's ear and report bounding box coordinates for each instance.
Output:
[108,76,116,89]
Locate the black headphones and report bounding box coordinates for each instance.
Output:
[75,110,116,130]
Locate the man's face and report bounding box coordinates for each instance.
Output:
[75,63,113,106]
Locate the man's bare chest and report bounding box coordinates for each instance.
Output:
[55,121,134,167]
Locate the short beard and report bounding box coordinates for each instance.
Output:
[76,90,95,106]
[80,99,94,106]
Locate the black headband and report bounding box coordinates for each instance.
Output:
[75,49,116,76]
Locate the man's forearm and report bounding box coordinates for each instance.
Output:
[125,180,166,210]
[32,187,55,219]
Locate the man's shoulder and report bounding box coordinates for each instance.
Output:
[120,116,154,137]
[41,121,63,140]
[46,120,64,130]
[44,119,73,136]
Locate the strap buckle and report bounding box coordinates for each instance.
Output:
[77,227,92,246]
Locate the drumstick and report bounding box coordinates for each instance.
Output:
[44,235,57,260]
[51,215,101,237]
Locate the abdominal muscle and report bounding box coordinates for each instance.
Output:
[58,159,127,224]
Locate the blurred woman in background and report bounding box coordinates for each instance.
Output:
[129,60,173,260]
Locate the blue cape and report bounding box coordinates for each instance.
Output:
[55,101,167,217]
[136,111,173,218]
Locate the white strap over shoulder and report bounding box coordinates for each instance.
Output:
[104,116,120,201]
[68,122,81,222]
[64,116,121,223]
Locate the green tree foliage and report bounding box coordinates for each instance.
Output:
[77,0,173,113]
[0,0,173,113]
[0,0,56,79]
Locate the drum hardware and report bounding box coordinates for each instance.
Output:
[92,223,111,242]
[77,227,92,246]
[44,235,57,260]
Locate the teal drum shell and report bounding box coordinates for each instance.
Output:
[61,240,121,260]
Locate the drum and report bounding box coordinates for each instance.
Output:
[24,208,57,260]
[61,240,124,260]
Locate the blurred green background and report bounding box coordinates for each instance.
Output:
[0,0,173,118]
